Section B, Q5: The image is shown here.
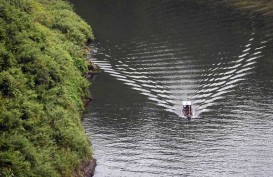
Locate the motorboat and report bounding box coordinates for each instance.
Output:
[182,100,193,120]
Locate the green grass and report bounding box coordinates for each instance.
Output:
[0,0,94,176]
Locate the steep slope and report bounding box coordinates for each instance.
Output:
[0,0,95,176]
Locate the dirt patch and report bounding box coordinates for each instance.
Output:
[74,158,97,177]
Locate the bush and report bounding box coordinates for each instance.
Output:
[0,0,94,176]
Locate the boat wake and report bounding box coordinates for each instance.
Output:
[89,27,265,119]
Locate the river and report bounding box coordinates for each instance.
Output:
[70,0,273,176]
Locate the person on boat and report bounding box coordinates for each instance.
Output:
[182,98,193,120]
[183,105,189,115]
[182,101,192,116]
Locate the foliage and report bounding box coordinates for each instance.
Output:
[225,0,273,16]
[195,0,273,17]
[0,0,94,176]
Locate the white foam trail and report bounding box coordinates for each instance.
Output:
[116,67,126,71]
[238,53,248,58]
[225,78,244,86]
[157,103,175,110]
[140,92,157,98]
[211,90,229,97]
[142,84,157,89]
[198,102,215,110]
[92,60,108,63]
[223,68,237,75]
[155,85,165,89]
[252,51,262,56]
[229,72,249,80]
[235,58,245,63]
[116,78,136,83]
[97,64,113,68]
[121,63,129,67]
[244,61,256,67]
[255,46,266,50]
[236,66,254,74]
[227,63,241,69]
[131,87,151,93]
[102,68,115,72]
[245,43,251,48]
[205,96,225,104]
[165,99,176,104]
[128,75,149,79]
[242,48,251,52]
[109,74,127,79]
[151,89,171,94]
[197,93,212,98]
[157,94,171,99]
[197,108,212,115]
[129,67,136,71]
[136,79,155,84]
[246,56,260,62]
[209,81,226,87]
[148,97,162,102]
[124,83,141,88]
[197,87,219,93]
[214,75,231,81]
[218,84,236,92]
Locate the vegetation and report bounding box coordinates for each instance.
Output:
[195,0,273,17]
[223,0,273,16]
[0,0,94,176]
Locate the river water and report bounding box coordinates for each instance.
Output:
[70,0,273,176]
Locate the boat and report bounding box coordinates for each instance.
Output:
[181,100,193,120]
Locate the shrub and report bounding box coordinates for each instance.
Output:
[0,0,94,176]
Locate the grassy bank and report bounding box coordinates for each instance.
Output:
[223,0,273,17]
[0,0,94,176]
[195,0,273,17]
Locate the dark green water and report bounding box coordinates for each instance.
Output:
[71,0,273,176]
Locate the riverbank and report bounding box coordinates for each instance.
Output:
[0,0,96,176]
[195,0,273,17]
[224,0,273,17]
